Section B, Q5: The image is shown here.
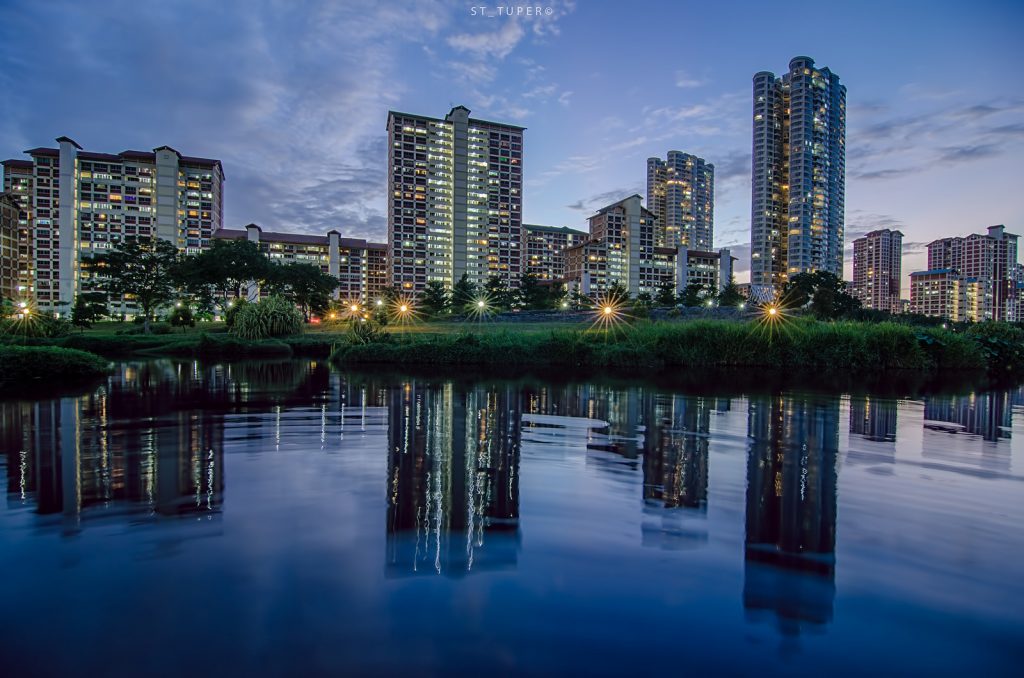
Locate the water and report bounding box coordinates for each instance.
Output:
[1,359,1022,675]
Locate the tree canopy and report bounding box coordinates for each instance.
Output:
[90,238,179,332]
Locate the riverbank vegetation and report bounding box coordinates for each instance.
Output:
[0,345,111,388]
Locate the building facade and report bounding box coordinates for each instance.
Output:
[2,137,224,315]
[387,106,523,295]
[675,246,735,294]
[750,56,846,292]
[1,160,34,300]
[213,224,388,304]
[646,151,714,250]
[851,229,903,313]
[923,225,1018,321]
[909,269,983,322]
[523,223,587,282]
[0,193,20,302]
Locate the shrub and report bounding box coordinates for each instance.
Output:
[169,307,196,331]
[0,345,109,388]
[0,315,72,338]
[230,295,303,340]
[225,299,248,328]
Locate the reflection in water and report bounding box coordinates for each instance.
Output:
[744,395,839,636]
[386,380,521,576]
[2,361,1023,673]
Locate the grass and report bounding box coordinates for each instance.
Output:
[0,345,111,388]
[329,318,997,374]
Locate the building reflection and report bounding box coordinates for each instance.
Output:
[744,394,839,636]
[386,380,521,577]
[847,396,897,469]
[924,392,1011,442]
[1,362,227,531]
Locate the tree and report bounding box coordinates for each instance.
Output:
[169,306,196,332]
[451,273,478,311]
[91,238,179,333]
[518,273,554,310]
[655,281,677,307]
[419,281,450,316]
[679,282,707,307]
[264,262,338,321]
[718,276,745,307]
[606,280,630,304]
[71,292,107,331]
[179,238,271,310]
[783,271,861,320]
[484,275,515,311]
[634,291,653,308]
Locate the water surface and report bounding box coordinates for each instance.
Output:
[1,360,1022,675]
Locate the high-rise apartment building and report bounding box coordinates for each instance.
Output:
[924,225,1018,321]
[522,223,588,282]
[909,269,982,322]
[0,193,21,302]
[2,137,224,315]
[750,56,846,292]
[387,106,523,294]
[646,151,714,250]
[851,229,903,313]
[1,159,35,298]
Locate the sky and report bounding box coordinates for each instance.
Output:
[1,0,1022,289]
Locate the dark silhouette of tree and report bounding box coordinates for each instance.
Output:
[70,292,107,330]
[91,238,178,333]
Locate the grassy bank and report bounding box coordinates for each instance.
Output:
[0,345,111,388]
[329,319,1019,374]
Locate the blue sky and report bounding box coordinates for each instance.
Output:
[2,0,1022,287]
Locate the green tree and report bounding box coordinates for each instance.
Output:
[70,292,107,331]
[451,273,478,311]
[518,273,553,310]
[168,306,196,332]
[264,262,338,321]
[91,238,179,333]
[419,281,450,316]
[634,291,653,308]
[718,276,745,307]
[679,282,708,307]
[484,275,515,310]
[181,239,271,310]
[606,280,630,304]
[655,281,677,307]
[784,271,861,320]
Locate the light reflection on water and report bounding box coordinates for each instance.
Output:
[0,359,1022,675]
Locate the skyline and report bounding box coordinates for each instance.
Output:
[2,0,1022,291]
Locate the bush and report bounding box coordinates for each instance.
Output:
[0,315,72,338]
[169,307,196,331]
[230,296,303,340]
[225,299,248,328]
[0,345,109,388]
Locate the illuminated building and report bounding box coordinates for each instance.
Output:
[213,224,388,303]
[0,193,21,301]
[387,106,524,294]
[1,159,34,299]
[744,394,839,633]
[523,223,588,281]
[2,137,224,316]
[750,57,846,293]
[565,195,734,298]
[851,229,903,313]
[918,225,1019,321]
[647,151,715,250]
[909,269,983,321]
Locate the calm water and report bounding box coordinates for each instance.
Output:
[1,360,1022,676]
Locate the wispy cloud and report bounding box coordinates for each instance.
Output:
[674,70,706,88]
[567,187,643,213]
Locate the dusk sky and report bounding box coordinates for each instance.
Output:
[2,0,1022,289]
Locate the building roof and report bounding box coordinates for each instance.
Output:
[1,159,32,170]
[387,108,527,131]
[910,268,955,276]
[523,223,588,236]
[213,226,386,250]
[20,144,223,173]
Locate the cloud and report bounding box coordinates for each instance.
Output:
[937,143,1000,162]
[674,70,705,88]
[447,19,525,59]
[567,187,643,213]
[558,91,573,107]
[851,167,920,181]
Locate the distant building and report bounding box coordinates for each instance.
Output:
[750,57,846,292]
[522,223,588,282]
[909,269,983,322]
[675,246,735,294]
[923,225,1018,321]
[646,151,715,250]
[851,229,903,313]
[1,159,34,299]
[213,224,388,304]
[2,137,224,316]
[0,193,21,302]
[387,106,523,294]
